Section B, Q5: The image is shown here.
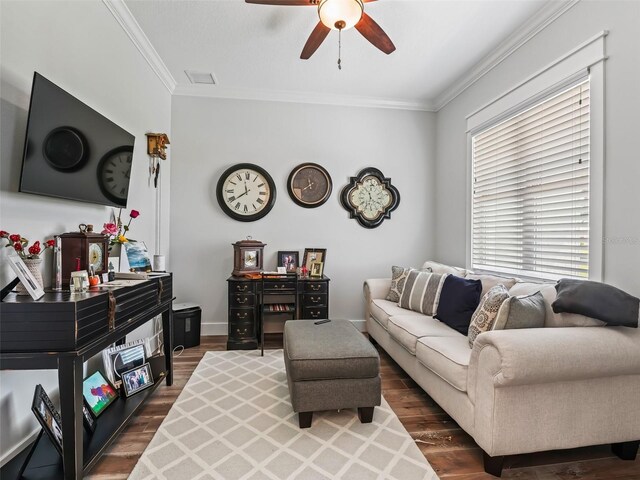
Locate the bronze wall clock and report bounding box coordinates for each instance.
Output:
[217,163,276,222]
[287,163,332,208]
[340,167,400,229]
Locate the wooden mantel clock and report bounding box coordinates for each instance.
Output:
[60,226,109,288]
[232,238,265,276]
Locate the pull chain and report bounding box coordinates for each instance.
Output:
[337,28,342,70]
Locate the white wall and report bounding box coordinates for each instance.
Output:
[0,0,171,463]
[434,0,640,294]
[170,97,436,334]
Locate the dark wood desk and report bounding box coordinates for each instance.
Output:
[0,275,174,480]
[227,275,330,350]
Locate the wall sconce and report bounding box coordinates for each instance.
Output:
[146,133,170,160]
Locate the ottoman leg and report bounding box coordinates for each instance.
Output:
[358,407,374,423]
[299,412,313,428]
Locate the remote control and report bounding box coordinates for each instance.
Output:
[314,319,331,325]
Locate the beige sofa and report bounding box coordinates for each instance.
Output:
[364,261,640,477]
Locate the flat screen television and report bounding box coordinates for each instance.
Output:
[19,72,135,207]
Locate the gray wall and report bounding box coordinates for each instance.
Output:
[0,0,172,463]
[434,0,640,294]
[170,96,436,333]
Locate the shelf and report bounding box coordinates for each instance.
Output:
[263,304,295,313]
[1,372,167,480]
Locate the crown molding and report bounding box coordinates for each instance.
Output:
[103,0,176,93]
[433,0,580,111]
[173,84,438,112]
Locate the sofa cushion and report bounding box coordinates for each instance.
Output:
[468,284,510,347]
[553,279,640,328]
[398,270,448,315]
[434,275,482,334]
[465,273,519,297]
[421,260,466,277]
[388,315,461,355]
[386,266,431,302]
[416,336,472,392]
[493,291,546,330]
[370,298,423,329]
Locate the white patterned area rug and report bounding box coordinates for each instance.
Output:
[129,350,439,480]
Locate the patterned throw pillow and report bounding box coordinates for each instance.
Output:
[398,270,448,316]
[468,284,510,347]
[386,266,431,302]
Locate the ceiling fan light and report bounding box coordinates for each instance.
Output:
[318,0,363,31]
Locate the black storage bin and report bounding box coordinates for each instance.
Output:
[172,303,201,349]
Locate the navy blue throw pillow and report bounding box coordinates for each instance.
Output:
[434,276,482,334]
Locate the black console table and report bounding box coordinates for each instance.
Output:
[227,275,329,350]
[0,275,174,480]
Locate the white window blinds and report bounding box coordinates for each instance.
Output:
[471,79,590,279]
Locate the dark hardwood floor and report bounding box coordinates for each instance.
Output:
[87,335,639,479]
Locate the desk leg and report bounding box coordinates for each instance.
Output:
[58,356,84,480]
[162,307,174,386]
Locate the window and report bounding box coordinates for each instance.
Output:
[471,80,590,280]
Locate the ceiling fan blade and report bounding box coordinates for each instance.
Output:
[355,12,395,54]
[300,21,331,59]
[245,0,316,5]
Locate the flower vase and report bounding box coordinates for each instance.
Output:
[16,257,44,295]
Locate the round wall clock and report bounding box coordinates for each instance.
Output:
[216,163,276,222]
[287,163,333,208]
[43,127,88,171]
[340,167,400,229]
[97,146,133,207]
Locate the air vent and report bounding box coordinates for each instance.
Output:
[185,71,216,85]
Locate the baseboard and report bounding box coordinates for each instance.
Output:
[201,319,367,336]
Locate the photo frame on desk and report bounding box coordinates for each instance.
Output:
[277,251,299,273]
[302,248,326,272]
[7,253,45,300]
[83,370,119,418]
[310,261,324,278]
[124,241,152,272]
[31,385,63,456]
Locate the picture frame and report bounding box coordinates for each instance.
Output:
[310,261,324,278]
[121,362,155,397]
[31,385,63,456]
[277,251,299,273]
[102,340,147,384]
[302,248,326,272]
[123,241,152,272]
[7,253,45,300]
[82,370,119,418]
[82,399,96,434]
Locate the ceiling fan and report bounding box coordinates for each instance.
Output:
[245,0,395,61]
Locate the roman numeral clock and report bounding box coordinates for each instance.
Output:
[216,163,276,222]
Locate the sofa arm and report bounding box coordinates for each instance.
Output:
[469,326,640,395]
[363,278,392,322]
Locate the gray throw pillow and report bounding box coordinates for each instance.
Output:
[386,266,431,302]
[552,279,639,328]
[493,291,546,331]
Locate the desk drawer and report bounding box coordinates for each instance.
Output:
[303,281,327,294]
[230,319,256,339]
[302,294,327,307]
[229,308,254,324]
[230,294,255,307]
[301,307,328,320]
[263,281,296,292]
[230,282,255,294]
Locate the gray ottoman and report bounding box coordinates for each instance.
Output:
[283,319,381,428]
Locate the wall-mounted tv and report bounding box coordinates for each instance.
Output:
[19,72,135,207]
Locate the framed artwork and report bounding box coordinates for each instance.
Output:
[302,248,326,272]
[7,253,45,300]
[82,370,119,417]
[310,261,324,278]
[31,385,63,456]
[102,339,147,384]
[121,363,155,397]
[124,241,152,272]
[82,400,96,434]
[277,251,299,273]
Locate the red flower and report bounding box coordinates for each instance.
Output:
[28,241,41,256]
[129,210,140,219]
[13,242,23,251]
[45,239,56,248]
[0,231,8,238]
[9,234,21,243]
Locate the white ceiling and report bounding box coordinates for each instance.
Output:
[122,0,560,110]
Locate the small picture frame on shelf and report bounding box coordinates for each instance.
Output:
[124,241,152,272]
[31,385,63,456]
[7,253,45,300]
[302,248,326,272]
[277,251,299,273]
[102,339,147,384]
[82,370,119,418]
[310,261,324,278]
[82,400,96,434]
[121,362,155,397]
